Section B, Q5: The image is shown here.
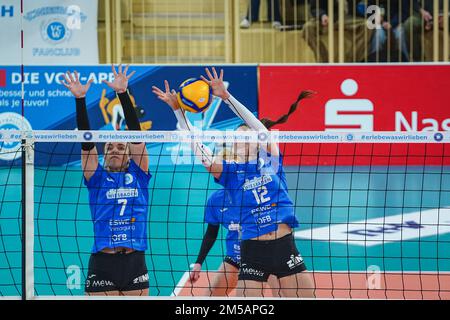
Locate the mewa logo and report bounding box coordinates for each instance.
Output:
[325,79,450,132]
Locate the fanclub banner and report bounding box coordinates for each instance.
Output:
[0,0,99,65]
[259,65,450,166]
[0,65,258,164]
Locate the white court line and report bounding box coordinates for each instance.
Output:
[170,270,191,297]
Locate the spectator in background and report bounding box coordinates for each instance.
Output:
[302,1,371,62]
[240,0,282,29]
[366,0,417,62]
[283,0,310,28]
[403,0,450,61]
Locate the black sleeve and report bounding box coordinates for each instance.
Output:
[195,224,220,265]
[75,97,95,151]
[117,91,141,131]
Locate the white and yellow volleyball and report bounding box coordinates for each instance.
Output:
[176,78,213,113]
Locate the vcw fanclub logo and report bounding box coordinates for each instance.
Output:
[41,20,69,44]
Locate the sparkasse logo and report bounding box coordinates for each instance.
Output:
[325,79,374,131]
[325,79,450,132]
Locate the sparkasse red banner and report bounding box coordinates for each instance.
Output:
[259,65,450,165]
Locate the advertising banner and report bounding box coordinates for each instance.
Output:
[0,65,258,165]
[259,65,450,165]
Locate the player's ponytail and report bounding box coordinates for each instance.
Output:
[260,90,315,129]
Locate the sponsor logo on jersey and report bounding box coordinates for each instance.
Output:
[108,218,137,232]
[133,273,149,284]
[85,275,115,288]
[243,175,273,191]
[228,221,240,231]
[109,218,136,226]
[240,267,265,277]
[106,188,139,199]
[286,254,304,270]
[124,173,133,185]
[251,204,274,215]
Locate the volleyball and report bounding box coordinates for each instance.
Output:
[176,78,212,113]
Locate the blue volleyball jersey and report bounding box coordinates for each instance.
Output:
[215,152,299,240]
[84,159,151,253]
[204,189,241,262]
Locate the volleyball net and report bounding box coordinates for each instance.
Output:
[1,130,450,299]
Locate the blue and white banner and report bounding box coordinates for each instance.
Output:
[0,65,258,165]
[0,0,99,65]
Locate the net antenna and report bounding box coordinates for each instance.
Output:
[22,136,34,300]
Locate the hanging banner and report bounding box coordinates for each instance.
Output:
[0,65,258,165]
[0,0,99,65]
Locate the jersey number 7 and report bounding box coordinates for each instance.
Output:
[118,199,128,216]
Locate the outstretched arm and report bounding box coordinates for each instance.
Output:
[201,67,279,156]
[152,80,223,179]
[61,71,98,181]
[103,64,149,173]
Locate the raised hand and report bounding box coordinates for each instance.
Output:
[151,80,180,110]
[61,71,93,98]
[200,67,230,100]
[102,64,136,94]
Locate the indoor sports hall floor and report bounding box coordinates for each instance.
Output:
[0,143,449,298]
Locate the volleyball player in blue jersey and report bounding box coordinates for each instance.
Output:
[190,187,280,296]
[190,188,242,296]
[62,65,151,296]
[152,71,315,297]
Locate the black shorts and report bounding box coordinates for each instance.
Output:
[224,256,240,269]
[238,233,307,282]
[85,251,149,293]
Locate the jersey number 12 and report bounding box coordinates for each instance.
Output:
[251,186,271,205]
